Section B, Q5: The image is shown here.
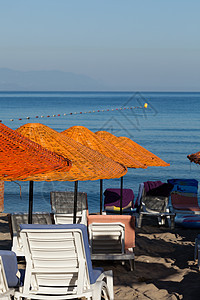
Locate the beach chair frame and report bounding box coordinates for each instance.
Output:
[14,224,114,300]
[50,191,88,225]
[137,183,175,229]
[88,214,135,271]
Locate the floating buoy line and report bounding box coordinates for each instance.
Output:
[0,103,148,123]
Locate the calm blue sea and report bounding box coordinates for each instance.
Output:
[1,91,200,213]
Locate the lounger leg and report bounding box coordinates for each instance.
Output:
[195,237,200,270]
[14,295,23,300]
[104,270,114,300]
[194,238,198,261]
[138,214,143,228]
[198,248,200,271]
[158,216,166,225]
[170,215,175,230]
[129,259,135,271]
[197,241,200,271]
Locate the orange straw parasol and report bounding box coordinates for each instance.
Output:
[96,130,170,213]
[16,123,127,221]
[61,126,146,169]
[0,123,71,181]
[0,123,72,222]
[61,126,147,214]
[95,131,170,167]
[187,151,200,165]
[16,123,127,181]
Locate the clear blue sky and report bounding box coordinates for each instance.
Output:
[0,0,199,91]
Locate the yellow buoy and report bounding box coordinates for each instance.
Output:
[144,102,148,108]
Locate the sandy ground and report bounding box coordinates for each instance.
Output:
[1,213,200,299]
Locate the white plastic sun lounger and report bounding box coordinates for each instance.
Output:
[50,191,88,225]
[88,214,135,271]
[14,224,114,300]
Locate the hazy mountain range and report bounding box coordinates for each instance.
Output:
[0,68,107,91]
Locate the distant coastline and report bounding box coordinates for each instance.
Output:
[0,68,199,92]
[0,68,107,92]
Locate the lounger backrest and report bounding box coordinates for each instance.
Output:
[140,181,173,213]
[168,179,198,207]
[89,222,125,254]
[20,224,93,296]
[50,191,88,213]
[0,256,8,295]
[142,195,169,213]
[11,213,52,236]
[53,212,85,225]
[0,250,19,291]
[10,213,52,256]
[88,214,135,249]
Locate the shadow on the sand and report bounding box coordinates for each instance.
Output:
[93,257,180,287]
[135,233,195,269]
[0,239,12,250]
[136,217,199,269]
[152,271,200,300]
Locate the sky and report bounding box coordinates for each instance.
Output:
[0,0,200,91]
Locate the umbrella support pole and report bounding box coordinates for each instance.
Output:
[120,177,123,215]
[28,181,34,224]
[73,181,78,224]
[100,179,103,215]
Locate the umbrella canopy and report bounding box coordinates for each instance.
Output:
[0,123,72,223]
[187,151,200,165]
[61,126,146,169]
[61,126,148,215]
[16,123,127,181]
[17,123,128,222]
[0,123,72,181]
[96,131,170,167]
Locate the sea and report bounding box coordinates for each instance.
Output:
[1,91,200,214]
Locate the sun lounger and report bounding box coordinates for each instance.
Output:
[50,191,88,225]
[104,188,135,213]
[168,179,200,214]
[136,181,175,229]
[88,214,135,271]
[9,212,52,256]
[0,250,21,299]
[14,224,114,300]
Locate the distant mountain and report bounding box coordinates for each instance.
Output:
[0,68,107,91]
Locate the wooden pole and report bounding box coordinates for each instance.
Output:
[0,181,4,213]
[28,181,34,224]
[120,177,123,215]
[73,181,78,224]
[100,179,103,214]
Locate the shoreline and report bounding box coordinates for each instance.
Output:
[1,213,200,299]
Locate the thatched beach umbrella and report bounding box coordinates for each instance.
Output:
[61,126,147,214]
[187,151,200,165]
[0,123,72,223]
[17,123,127,222]
[96,130,170,213]
[95,131,170,167]
[62,126,146,169]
